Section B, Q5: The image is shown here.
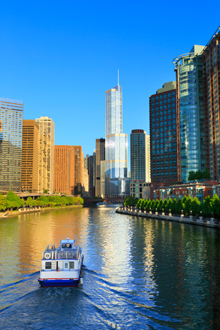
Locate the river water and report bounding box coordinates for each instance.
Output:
[0,205,220,329]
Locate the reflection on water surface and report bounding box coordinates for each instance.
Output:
[0,206,219,329]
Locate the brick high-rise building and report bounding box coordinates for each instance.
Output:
[36,116,55,193]
[201,27,220,180]
[54,145,71,194]
[21,120,39,193]
[149,82,177,187]
[54,145,87,195]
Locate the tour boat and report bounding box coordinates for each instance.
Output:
[38,238,84,287]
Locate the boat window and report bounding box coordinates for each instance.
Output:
[69,262,74,269]
[45,262,51,269]
[64,262,69,269]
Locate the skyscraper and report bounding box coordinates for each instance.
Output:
[0,97,23,191]
[202,27,220,180]
[145,135,151,182]
[173,46,206,183]
[54,145,71,194]
[21,120,39,193]
[130,129,150,181]
[95,138,105,197]
[69,146,84,195]
[36,116,55,193]
[150,82,178,186]
[101,73,129,197]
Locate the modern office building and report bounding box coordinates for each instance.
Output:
[201,27,220,181]
[149,82,178,187]
[0,97,23,191]
[95,138,105,197]
[130,129,150,182]
[173,45,206,183]
[36,116,55,193]
[101,75,130,197]
[21,120,39,193]
[54,145,71,194]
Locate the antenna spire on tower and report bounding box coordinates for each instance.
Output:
[118,69,119,86]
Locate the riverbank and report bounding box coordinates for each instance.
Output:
[0,204,83,219]
[116,206,220,229]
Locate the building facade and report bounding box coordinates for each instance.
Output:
[145,135,151,182]
[36,116,55,193]
[130,180,150,200]
[21,120,39,193]
[130,129,150,181]
[0,97,23,191]
[54,145,71,194]
[149,82,178,188]
[88,154,95,197]
[101,77,130,197]
[69,146,84,195]
[95,138,105,197]
[202,27,220,181]
[153,180,220,203]
[54,145,88,195]
[173,46,206,183]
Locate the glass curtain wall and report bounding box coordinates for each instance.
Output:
[102,84,129,197]
[174,50,205,182]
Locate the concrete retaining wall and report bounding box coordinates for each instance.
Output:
[116,207,220,229]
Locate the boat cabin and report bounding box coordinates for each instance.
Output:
[41,238,82,272]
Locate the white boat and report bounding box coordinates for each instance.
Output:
[38,238,84,287]
[96,202,107,206]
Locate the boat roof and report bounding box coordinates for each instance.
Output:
[60,238,75,244]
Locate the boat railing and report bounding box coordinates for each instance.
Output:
[42,246,80,260]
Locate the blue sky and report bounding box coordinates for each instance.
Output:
[1,1,220,168]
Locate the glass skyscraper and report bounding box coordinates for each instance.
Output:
[101,77,130,197]
[173,45,206,183]
[0,97,24,191]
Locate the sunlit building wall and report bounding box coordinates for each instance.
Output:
[0,97,23,191]
[95,138,105,197]
[21,120,39,193]
[146,135,151,182]
[54,145,70,194]
[36,116,55,193]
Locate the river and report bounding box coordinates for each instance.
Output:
[0,205,219,329]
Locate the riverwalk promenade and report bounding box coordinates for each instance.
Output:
[116,206,220,229]
[0,204,83,219]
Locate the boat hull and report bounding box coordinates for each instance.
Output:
[38,278,80,287]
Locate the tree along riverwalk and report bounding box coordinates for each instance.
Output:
[116,206,220,229]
